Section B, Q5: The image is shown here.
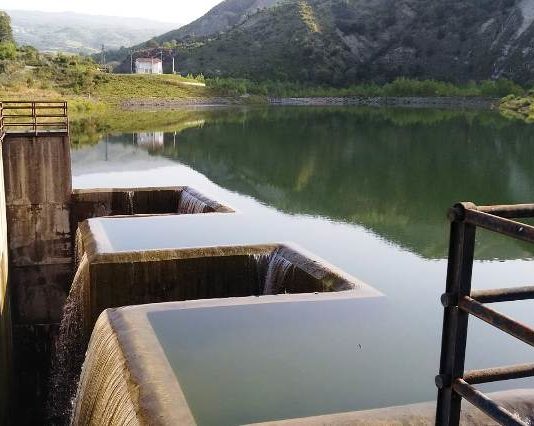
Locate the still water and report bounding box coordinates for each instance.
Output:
[149,297,387,425]
[71,106,534,416]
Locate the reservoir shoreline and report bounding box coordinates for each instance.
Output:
[120,95,497,110]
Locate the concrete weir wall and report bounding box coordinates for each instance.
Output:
[71,186,233,232]
[0,127,238,423]
[53,242,376,423]
[0,140,12,426]
[2,133,73,424]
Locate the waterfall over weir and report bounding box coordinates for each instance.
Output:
[48,243,358,424]
[70,312,140,426]
[126,190,134,215]
[48,255,91,424]
[262,250,295,295]
[177,189,209,214]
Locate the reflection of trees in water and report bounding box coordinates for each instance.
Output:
[68,109,232,148]
[88,107,534,259]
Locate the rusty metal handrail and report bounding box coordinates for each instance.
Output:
[435,202,534,426]
[0,102,5,144]
[0,101,68,135]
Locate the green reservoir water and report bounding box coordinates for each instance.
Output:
[148,297,387,426]
[71,106,534,421]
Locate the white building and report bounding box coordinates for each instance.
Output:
[135,132,164,148]
[135,58,163,74]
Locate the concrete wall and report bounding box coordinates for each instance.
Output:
[70,186,234,235]
[254,389,534,425]
[0,140,12,426]
[72,239,369,340]
[2,133,73,424]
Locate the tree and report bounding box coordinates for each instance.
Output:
[0,41,16,60]
[0,11,14,43]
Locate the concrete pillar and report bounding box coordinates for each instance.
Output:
[0,140,12,426]
[2,133,73,424]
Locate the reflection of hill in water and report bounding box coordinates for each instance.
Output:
[106,107,534,260]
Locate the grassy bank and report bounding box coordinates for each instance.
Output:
[1,46,526,107]
[499,94,534,122]
[0,47,217,108]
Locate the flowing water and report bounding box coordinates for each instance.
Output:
[70,311,139,426]
[69,106,534,418]
[178,189,209,214]
[49,255,91,423]
[52,243,315,422]
[126,190,134,215]
[263,249,295,295]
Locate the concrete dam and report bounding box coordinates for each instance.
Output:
[0,101,533,426]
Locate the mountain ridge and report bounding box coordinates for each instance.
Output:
[105,0,534,85]
[166,0,534,85]
[7,9,179,54]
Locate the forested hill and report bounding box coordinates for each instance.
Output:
[107,0,281,64]
[6,10,178,54]
[116,0,534,85]
[153,0,281,42]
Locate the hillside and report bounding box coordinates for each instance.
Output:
[122,0,534,85]
[107,0,281,64]
[170,0,534,85]
[6,10,178,54]
[154,0,280,42]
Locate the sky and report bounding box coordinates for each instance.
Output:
[2,0,223,24]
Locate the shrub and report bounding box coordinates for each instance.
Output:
[0,42,16,60]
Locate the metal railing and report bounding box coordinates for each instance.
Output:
[436,202,534,426]
[0,100,68,135]
[0,103,4,144]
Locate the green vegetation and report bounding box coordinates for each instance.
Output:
[91,74,210,103]
[207,77,525,98]
[0,11,211,107]
[0,11,13,43]
[1,47,104,104]
[0,10,530,115]
[70,108,227,147]
[165,0,532,86]
[499,94,534,122]
[0,40,213,106]
[6,10,177,55]
[0,11,15,63]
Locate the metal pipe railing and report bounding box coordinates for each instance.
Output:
[458,296,534,347]
[463,363,534,385]
[448,203,534,244]
[452,379,527,426]
[471,286,534,303]
[0,102,5,143]
[477,204,534,219]
[436,201,534,426]
[0,100,68,134]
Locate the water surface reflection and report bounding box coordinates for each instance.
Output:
[70,106,534,411]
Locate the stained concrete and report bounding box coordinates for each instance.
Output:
[249,390,534,425]
[1,130,237,424]
[73,300,533,426]
[0,140,12,426]
[74,239,370,331]
[2,133,73,424]
[3,134,73,317]
[70,186,234,238]
[52,234,378,424]
[72,296,382,425]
